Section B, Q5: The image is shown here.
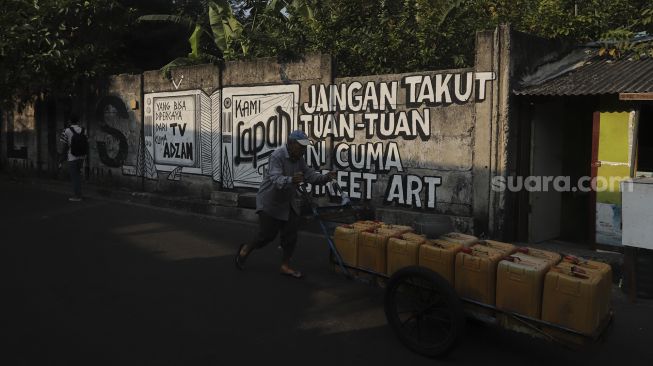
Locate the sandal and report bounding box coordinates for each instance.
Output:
[280,269,304,279]
[234,244,251,271]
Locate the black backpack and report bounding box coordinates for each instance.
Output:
[69,127,88,157]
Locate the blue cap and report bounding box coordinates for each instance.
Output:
[288,130,312,146]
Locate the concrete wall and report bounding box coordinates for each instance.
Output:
[1,104,36,171]
[86,74,143,189]
[136,55,331,198]
[327,69,493,233]
[2,31,516,236]
[140,64,219,198]
[504,28,578,241]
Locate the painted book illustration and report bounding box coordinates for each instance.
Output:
[126,85,300,188]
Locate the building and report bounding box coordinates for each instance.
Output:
[514,33,653,248]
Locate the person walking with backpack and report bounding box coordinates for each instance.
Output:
[59,114,88,202]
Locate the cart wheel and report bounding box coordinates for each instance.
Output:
[384,266,465,357]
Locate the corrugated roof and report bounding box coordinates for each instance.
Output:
[515,55,653,96]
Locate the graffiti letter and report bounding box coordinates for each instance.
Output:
[334,143,349,169]
[349,172,362,199]
[385,175,406,205]
[435,74,453,104]
[362,173,377,200]
[368,142,384,171]
[385,142,403,172]
[418,76,435,104]
[475,72,496,101]
[347,82,363,112]
[95,96,129,168]
[331,84,347,111]
[362,81,379,111]
[454,73,473,103]
[302,84,317,114]
[406,175,423,207]
[379,81,398,111]
[424,176,443,209]
[402,75,422,106]
[409,109,431,141]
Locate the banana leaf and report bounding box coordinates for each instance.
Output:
[137,14,195,30]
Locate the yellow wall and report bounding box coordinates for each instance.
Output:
[597,111,631,205]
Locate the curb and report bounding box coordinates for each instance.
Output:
[9,175,262,225]
[4,175,337,236]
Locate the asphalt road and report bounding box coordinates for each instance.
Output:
[1,178,652,366]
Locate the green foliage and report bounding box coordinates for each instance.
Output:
[208,0,245,57]
[302,0,476,75]
[143,0,653,76]
[594,2,653,60]
[598,30,653,60]
[3,0,653,107]
[137,0,248,77]
[0,0,135,107]
[642,6,653,27]
[233,1,315,62]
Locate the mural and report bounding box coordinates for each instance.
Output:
[95,96,129,168]
[105,70,494,212]
[143,90,212,180]
[141,86,300,186]
[298,71,495,209]
[220,85,300,188]
[93,95,158,180]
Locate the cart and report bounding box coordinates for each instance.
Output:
[298,183,615,358]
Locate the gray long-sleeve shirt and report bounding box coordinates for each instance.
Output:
[256,145,331,221]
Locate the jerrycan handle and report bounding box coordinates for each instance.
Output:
[467,247,491,257]
[570,266,588,275]
[477,241,500,251]
[564,255,580,264]
[566,255,601,270]
[551,266,590,279]
[505,255,541,267]
[570,269,590,279]
[430,241,445,249]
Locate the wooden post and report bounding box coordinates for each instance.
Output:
[624,246,638,303]
[619,93,653,101]
[590,111,600,249]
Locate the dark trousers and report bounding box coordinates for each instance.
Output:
[68,159,83,198]
[250,210,299,262]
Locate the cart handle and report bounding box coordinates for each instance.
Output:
[297,180,351,207]
[296,182,353,279]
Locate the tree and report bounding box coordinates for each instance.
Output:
[2,0,651,108]
[302,0,467,75]
[232,0,316,62]
[197,0,653,75]
[0,0,137,108]
[137,0,317,69]
[138,1,240,76]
